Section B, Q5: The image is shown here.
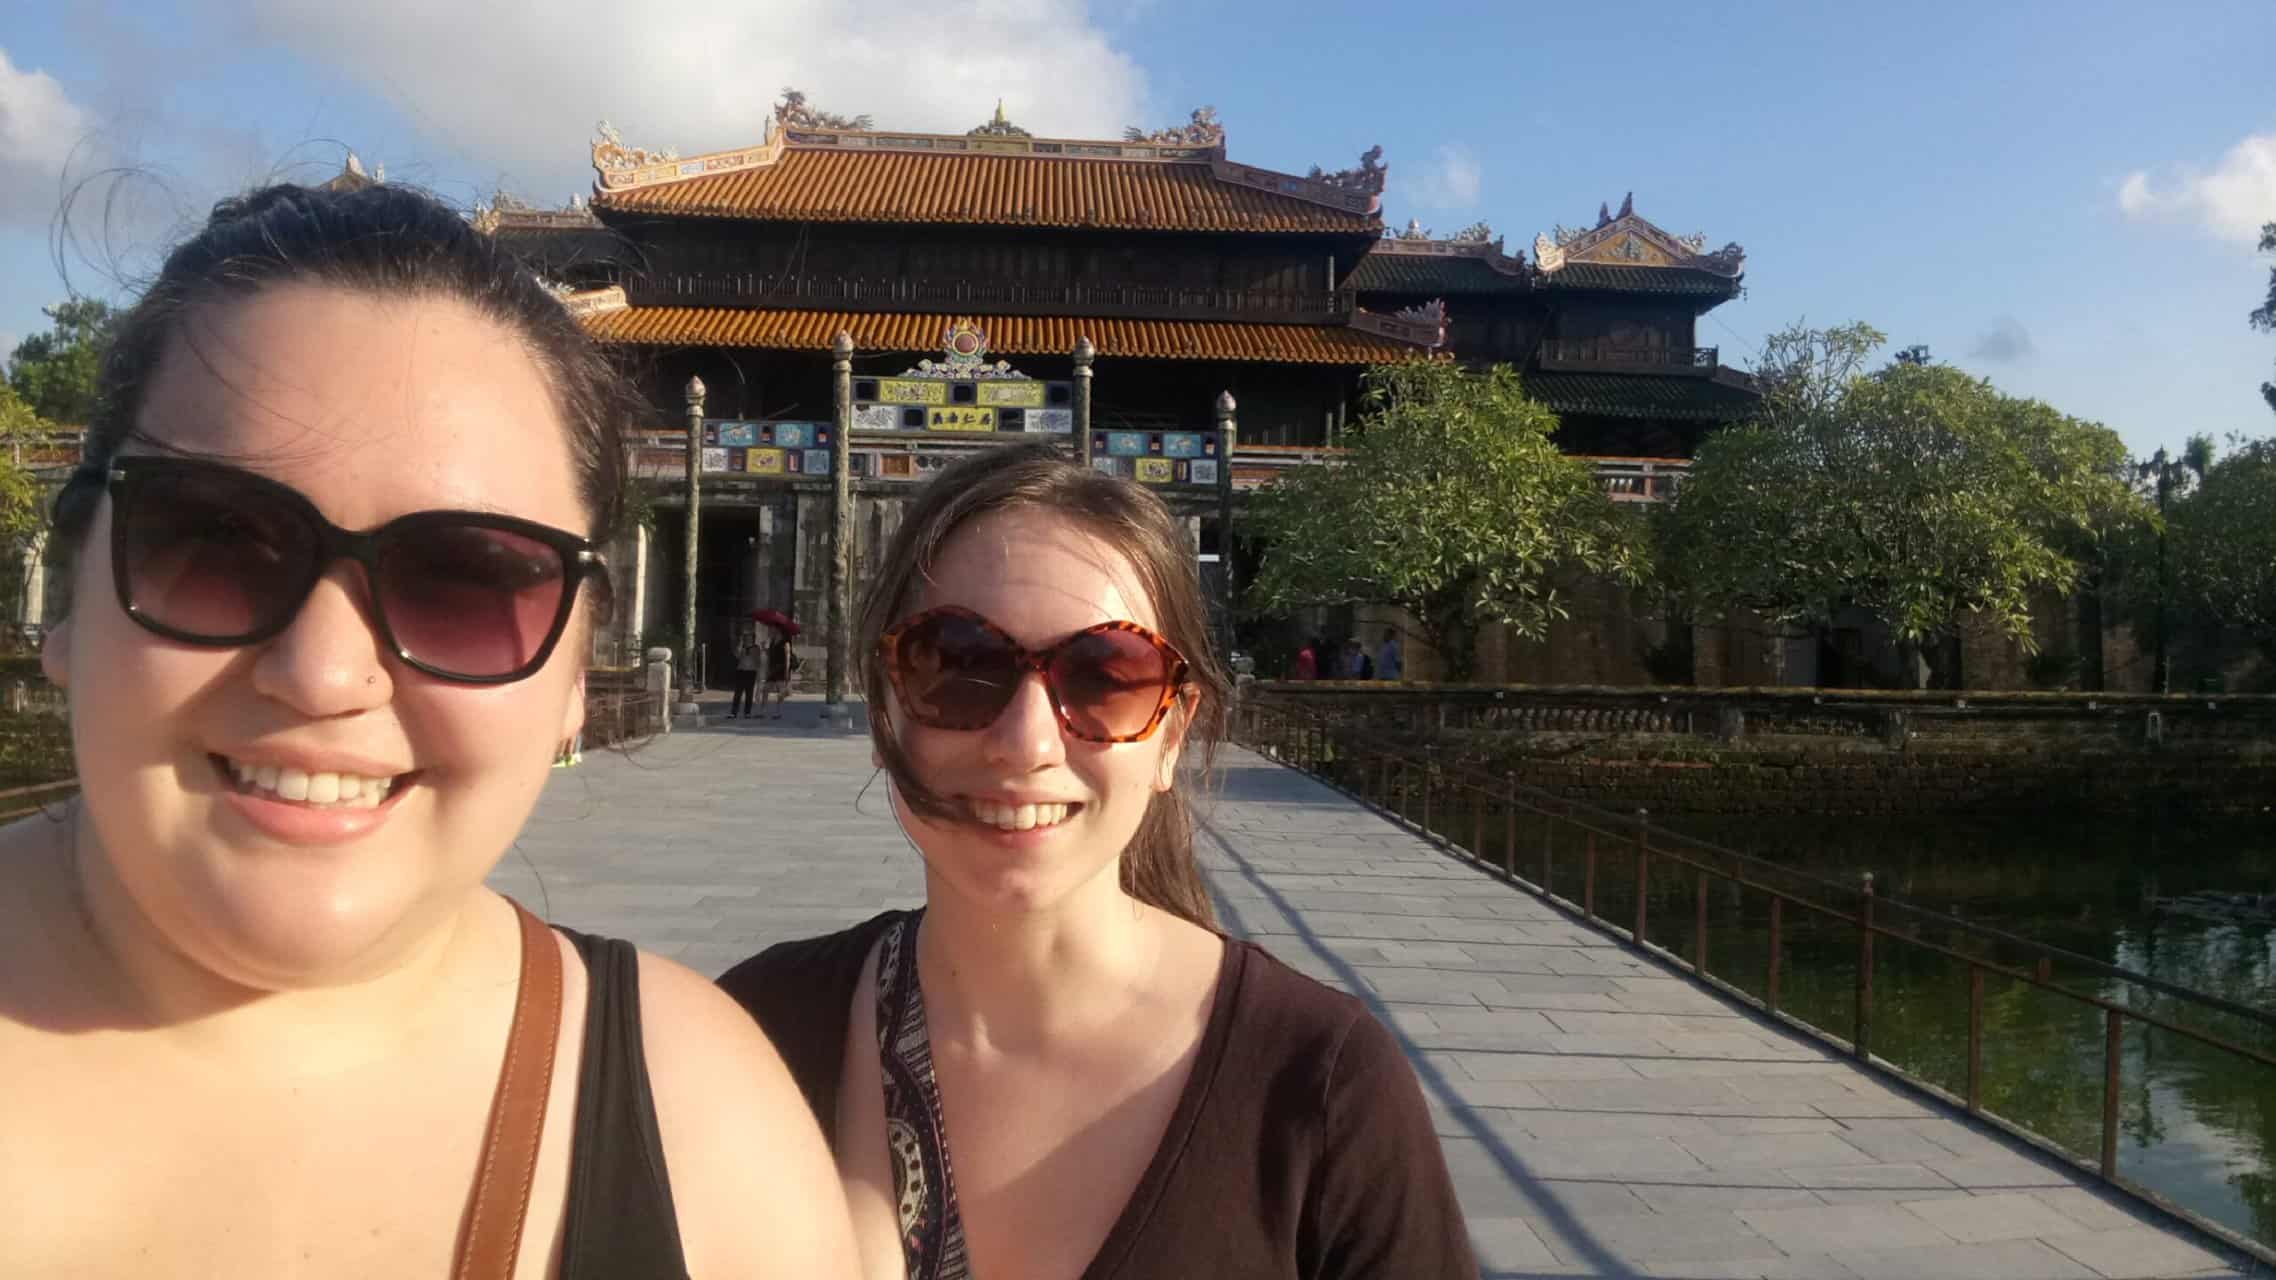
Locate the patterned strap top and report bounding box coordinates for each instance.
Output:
[877,911,972,1280]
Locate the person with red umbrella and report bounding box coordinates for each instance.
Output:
[751,609,802,720]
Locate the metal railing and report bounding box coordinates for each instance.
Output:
[1237,699,2274,1266]
[1540,339,1720,371]
[582,691,663,749]
[0,778,78,821]
[1580,455,1690,503]
[631,272,1352,323]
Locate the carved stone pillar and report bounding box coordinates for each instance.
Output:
[676,375,704,714]
[826,332,856,727]
[1214,390,1238,667]
[1072,336,1096,466]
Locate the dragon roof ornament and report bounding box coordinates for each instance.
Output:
[593,120,679,173]
[1306,145,1386,196]
[773,88,873,133]
[1122,106,1225,146]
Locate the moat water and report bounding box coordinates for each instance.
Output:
[1648,814,2276,1250]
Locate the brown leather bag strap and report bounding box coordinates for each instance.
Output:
[454,899,566,1280]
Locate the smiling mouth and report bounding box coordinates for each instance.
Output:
[211,754,408,810]
[965,799,1082,832]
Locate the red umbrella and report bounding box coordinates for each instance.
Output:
[750,607,802,637]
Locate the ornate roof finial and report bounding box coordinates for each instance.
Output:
[1450,220,1500,249]
[1597,201,1612,228]
[319,150,380,194]
[1121,106,1225,146]
[1617,191,1634,219]
[1305,144,1387,195]
[592,120,678,171]
[968,99,1032,138]
[774,88,873,132]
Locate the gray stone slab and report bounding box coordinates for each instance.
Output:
[2042,1227,2244,1279]
[1736,1202,1956,1254]
[1672,1131,1875,1171]
[1831,1238,2099,1280]
[1897,1191,2092,1244]
[1531,1207,1779,1265]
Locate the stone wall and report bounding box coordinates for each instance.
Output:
[1248,684,2276,818]
[1461,735,2272,818]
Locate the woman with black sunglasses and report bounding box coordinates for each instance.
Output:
[0,182,858,1278]
[720,443,1477,1279]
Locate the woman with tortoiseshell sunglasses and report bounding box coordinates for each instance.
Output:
[721,442,1477,1280]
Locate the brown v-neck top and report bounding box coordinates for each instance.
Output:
[718,910,1478,1280]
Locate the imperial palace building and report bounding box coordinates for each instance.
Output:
[488,97,1758,687]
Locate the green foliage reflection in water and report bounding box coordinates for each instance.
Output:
[1339,729,2276,1249]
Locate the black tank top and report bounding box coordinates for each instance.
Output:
[556,929,689,1278]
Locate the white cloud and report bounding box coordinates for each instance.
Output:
[2116,132,2276,245]
[230,0,1150,200]
[1968,315,2034,364]
[1405,144,1482,211]
[0,46,95,227]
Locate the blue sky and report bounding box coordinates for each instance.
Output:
[3,0,2271,455]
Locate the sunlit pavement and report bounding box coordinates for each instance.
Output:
[499,694,2253,1279]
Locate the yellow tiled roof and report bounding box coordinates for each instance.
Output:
[595,148,1377,234]
[582,307,1433,364]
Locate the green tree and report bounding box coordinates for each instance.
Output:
[2254,222,2275,415]
[1244,361,1646,681]
[0,385,52,540]
[2165,436,2276,668]
[6,297,116,425]
[1664,323,2140,686]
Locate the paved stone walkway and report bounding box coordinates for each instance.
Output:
[494,697,2255,1279]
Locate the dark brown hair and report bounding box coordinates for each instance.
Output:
[49,181,635,615]
[860,442,1229,928]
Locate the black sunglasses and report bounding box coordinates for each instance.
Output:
[102,455,604,685]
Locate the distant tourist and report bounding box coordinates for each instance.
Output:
[1343,636,1375,680]
[730,628,763,718]
[0,180,858,1277]
[1294,634,1321,680]
[762,623,797,719]
[720,443,1477,1279]
[1379,627,1405,681]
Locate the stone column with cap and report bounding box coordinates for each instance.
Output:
[1214,390,1238,667]
[1072,336,1096,466]
[825,332,856,728]
[676,375,704,716]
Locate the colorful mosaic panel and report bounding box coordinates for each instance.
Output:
[877,378,947,405]
[977,381,1046,408]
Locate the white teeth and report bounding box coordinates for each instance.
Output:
[969,800,1072,831]
[223,757,398,809]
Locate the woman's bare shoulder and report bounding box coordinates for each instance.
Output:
[635,951,862,1277]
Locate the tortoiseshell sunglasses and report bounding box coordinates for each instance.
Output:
[878,605,1191,744]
